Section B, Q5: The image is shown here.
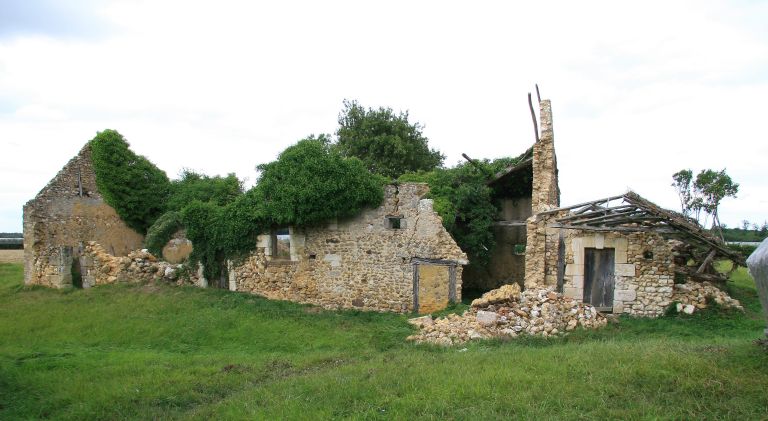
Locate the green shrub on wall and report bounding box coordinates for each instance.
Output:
[144,211,183,257]
[167,170,243,212]
[177,135,385,280]
[257,135,386,226]
[89,129,170,234]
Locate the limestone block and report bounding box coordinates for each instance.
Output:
[571,275,584,289]
[613,301,625,314]
[615,289,637,302]
[582,236,595,248]
[565,264,583,276]
[616,263,636,277]
[563,286,581,299]
[323,254,341,267]
[595,234,605,250]
[256,234,270,248]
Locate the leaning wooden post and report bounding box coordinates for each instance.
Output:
[747,238,768,338]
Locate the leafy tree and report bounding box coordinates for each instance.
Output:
[671,168,739,239]
[336,100,444,179]
[89,129,170,234]
[671,169,694,217]
[167,170,243,212]
[257,135,385,226]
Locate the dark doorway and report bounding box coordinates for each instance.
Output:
[71,257,83,289]
[584,248,614,310]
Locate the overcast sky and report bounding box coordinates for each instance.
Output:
[1,0,766,233]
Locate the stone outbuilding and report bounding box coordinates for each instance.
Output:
[522,192,744,316]
[229,183,468,313]
[23,144,144,288]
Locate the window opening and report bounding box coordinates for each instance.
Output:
[387,217,403,229]
[272,228,291,260]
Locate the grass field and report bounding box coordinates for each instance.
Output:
[1,262,767,420]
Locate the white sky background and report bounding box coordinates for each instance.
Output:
[1,0,766,232]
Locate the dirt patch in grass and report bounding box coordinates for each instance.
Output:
[0,250,23,264]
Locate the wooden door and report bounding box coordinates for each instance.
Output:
[413,262,457,314]
[584,248,615,309]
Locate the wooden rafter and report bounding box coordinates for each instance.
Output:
[545,191,744,265]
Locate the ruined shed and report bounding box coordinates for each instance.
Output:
[23,144,144,288]
[524,192,743,316]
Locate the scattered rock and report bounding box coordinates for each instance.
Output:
[476,310,499,327]
[471,283,521,308]
[670,281,743,314]
[408,284,608,345]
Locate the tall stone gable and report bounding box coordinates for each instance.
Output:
[23,144,144,287]
[531,99,559,213]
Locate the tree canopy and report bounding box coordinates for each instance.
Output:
[671,168,739,237]
[336,100,444,179]
[257,135,386,226]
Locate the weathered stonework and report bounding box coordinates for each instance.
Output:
[231,183,467,313]
[78,242,201,287]
[531,99,559,214]
[561,231,675,316]
[23,145,144,288]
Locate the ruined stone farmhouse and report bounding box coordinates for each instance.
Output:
[23,96,741,316]
[23,145,144,288]
[23,146,466,313]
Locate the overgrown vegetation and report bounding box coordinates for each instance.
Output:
[399,156,524,265]
[166,170,243,212]
[89,130,170,234]
[144,211,184,257]
[257,135,386,227]
[336,100,444,178]
[179,137,385,279]
[1,262,766,419]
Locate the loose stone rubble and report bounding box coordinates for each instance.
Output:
[407,284,607,345]
[669,281,743,314]
[83,242,200,287]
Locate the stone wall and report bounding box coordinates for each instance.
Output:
[463,197,531,291]
[231,183,467,313]
[523,212,563,288]
[560,230,676,316]
[78,241,201,287]
[23,145,144,288]
[531,99,559,214]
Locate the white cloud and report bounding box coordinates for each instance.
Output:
[1,0,766,231]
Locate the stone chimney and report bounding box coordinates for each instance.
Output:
[531,99,560,213]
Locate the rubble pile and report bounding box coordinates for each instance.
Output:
[84,242,197,286]
[670,281,743,314]
[407,284,608,346]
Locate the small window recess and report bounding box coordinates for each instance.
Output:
[643,250,654,260]
[387,216,404,229]
[271,228,291,260]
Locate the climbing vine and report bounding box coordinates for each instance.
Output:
[89,129,170,234]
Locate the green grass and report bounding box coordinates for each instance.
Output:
[1,262,767,420]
